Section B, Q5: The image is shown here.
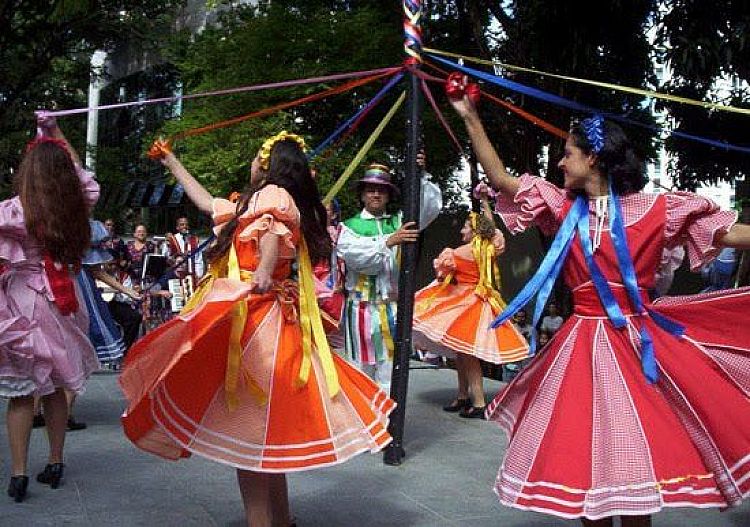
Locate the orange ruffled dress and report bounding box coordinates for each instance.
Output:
[120,185,394,472]
[413,232,529,364]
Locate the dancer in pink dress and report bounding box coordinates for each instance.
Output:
[0,115,98,502]
[450,86,750,526]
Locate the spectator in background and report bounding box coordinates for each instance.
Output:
[162,216,204,281]
[513,309,535,343]
[102,218,127,270]
[540,302,564,335]
[125,224,155,283]
[538,330,551,349]
[701,247,738,292]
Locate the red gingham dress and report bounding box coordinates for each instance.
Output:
[487,174,750,519]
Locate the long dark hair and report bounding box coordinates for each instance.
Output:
[205,139,331,264]
[569,120,647,195]
[15,140,91,264]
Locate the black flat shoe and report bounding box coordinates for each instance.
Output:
[36,463,64,489]
[442,398,471,413]
[458,405,487,419]
[7,475,29,502]
[67,417,87,431]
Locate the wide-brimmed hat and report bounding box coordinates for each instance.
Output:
[355,163,400,196]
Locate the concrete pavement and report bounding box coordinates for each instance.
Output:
[1,366,749,526]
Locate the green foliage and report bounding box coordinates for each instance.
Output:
[656,0,750,191]
[151,1,468,217]
[0,0,186,195]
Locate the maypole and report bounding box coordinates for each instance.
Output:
[384,0,424,466]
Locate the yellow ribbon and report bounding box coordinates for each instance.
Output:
[423,47,750,116]
[416,271,454,312]
[378,303,395,359]
[323,91,406,204]
[469,213,506,316]
[296,238,340,397]
[224,244,267,410]
[179,252,229,316]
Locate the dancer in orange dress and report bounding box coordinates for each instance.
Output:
[413,205,528,418]
[121,132,394,527]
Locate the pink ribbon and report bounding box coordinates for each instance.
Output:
[37,66,402,117]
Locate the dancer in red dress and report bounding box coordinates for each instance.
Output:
[122,132,394,527]
[413,208,528,418]
[450,85,750,526]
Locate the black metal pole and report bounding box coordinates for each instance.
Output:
[384,45,423,468]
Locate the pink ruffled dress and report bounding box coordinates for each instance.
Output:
[487,174,750,519]
[0,167,99,398]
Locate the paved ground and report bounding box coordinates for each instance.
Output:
[1,365,749,526]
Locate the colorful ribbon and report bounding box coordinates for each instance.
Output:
[417,272,454,312]
[606,183,684,381]
[423,47,750,117]
[428,55,750,155]
[37,67,402,118]
[422,60,569,139]
[296,238,340,397]
[490,198,583,355]
[419,78,465,155]
[310,71,404,159]
[490,190,684,380]
[171,72,395,144]
[470,214,506,315]
[225,244,266,410]
[403,0,423,62]
[323,91,406,204]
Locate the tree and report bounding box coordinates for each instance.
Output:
[0,0,185,194]
[142,0,473,216]
[656,0,750,191]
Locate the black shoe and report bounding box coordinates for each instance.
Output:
[32,414,45,428]
[7,475,28,502]
[458,405,487,419]
[442,398,471,413]
[36,463,64,489]
[67,417,87,431]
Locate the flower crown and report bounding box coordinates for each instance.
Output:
[258,131,308,170]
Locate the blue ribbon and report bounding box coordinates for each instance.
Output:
[309,72,404,159]
[428,55,750,155]
[490,198,584,355]
[489,186,685,381]
[576,202,628,328]
[606,183,684,382]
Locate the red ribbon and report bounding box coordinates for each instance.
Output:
[43,254,79,316]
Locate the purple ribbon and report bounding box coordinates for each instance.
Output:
[37,66,402,117]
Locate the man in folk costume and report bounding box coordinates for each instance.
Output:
[163,216,204,280]
[336,155,442,390]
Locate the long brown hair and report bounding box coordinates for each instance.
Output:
[205,139,331,264]
[15,140,91,264]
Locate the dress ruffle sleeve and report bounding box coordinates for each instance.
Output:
[433,248,456,279]
[211,197,237,235]
[494,174,566,236]
[237,185,299,260]
[0,197,28,264]
[664,192,737,271]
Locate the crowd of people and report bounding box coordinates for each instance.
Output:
[2,97,750,527]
